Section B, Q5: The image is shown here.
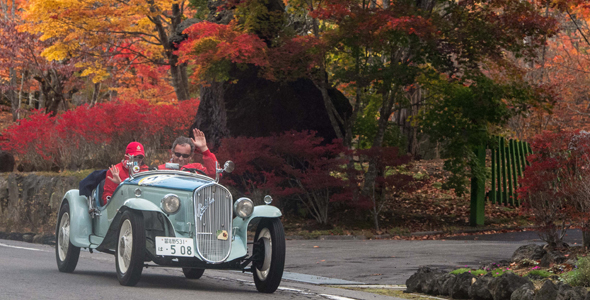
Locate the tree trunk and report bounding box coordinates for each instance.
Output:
[583,224,590,249]
[9,68,18,121]
[90,82,101,107]
[150,2,191,101]
[194,82,230,149]
[169,56,190,100]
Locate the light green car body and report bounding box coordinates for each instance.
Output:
[59,170,281,264]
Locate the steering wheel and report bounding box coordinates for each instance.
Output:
[182,168,207,176]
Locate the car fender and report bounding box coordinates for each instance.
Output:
[227,205,282,261]
[59,190,92,248]
[121,198,165,213]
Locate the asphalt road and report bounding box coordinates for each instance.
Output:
[0,239,397,300]
[284,229,583,285]
[0,229,577,299]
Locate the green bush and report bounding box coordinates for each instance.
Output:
[561,256,590,287]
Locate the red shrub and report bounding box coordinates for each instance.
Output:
[518,130,590,248]
[216,131,349,224]
[0,99,200,170]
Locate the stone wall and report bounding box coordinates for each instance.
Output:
[0,173,79,234]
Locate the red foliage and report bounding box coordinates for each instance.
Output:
[216,130,423,224]
[176,21,269,84]
[518,130,590,247]
[0,99,200,170]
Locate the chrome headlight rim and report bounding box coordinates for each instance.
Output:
[234,197,254,219]
[161,194,181,214]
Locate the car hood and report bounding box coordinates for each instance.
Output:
[124,173,213,192]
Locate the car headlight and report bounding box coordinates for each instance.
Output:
[161,194,180,214]
[234,197,254,218]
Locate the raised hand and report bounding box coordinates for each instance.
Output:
[192,128,208,152]
[107,165,122,185]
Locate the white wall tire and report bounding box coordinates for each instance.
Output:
[55,202,80,273]
[252,218,285,293]
[115,210,145,286]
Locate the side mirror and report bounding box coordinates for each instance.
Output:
[223,161,235,173]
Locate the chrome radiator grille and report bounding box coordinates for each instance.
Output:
[193,183,233,263]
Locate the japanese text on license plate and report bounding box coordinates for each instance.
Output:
[155,237,194,257]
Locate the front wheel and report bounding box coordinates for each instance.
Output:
[182,268,205,279]
[115,210,146,286]
[56,202,81,273]
[252,218,285,293]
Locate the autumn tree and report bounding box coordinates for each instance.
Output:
[0,2,82,118]
[178,0,558,195]
[21,0,199,101]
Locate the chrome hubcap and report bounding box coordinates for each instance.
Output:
[58,212,70,261]
[255,228,272,281]
[117,219,133,274]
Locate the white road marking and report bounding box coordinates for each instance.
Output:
[0,243,45,252]
[320,294,358,300]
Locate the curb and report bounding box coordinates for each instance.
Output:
[286,226,538,241]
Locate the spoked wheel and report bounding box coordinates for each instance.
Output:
[116,210,146,286]
[182,268,205,279]
[252,218,285,293]
[56,202,80,273]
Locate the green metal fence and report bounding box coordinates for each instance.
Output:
[470,137,532,226]
[489,137,532,207]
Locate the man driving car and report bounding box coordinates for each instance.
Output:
[158,128,218,176]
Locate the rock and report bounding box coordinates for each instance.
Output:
[33,234,55,245]
[483,260,512,271]
[7,232,23,241]
[22,233,34,243]
[0,173,78,234]
[436,273,456,296]
[535,280,558,300]
[0,151,15,172]
[511,285,535,300]
[556,284,587,300]
[489,273,534,300]
[405,267,444,293]
[450,272,474,299]
[512,244,546,262]
[540,250,567,268]
[469,273,494,300]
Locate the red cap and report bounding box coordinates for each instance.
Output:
[126,142,145,156]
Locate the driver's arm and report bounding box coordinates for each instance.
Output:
[201,150,218,177]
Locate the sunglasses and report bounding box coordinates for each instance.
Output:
[173,152,191,158]
[131,155,144,160]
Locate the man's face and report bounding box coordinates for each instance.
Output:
[172,144,192,167]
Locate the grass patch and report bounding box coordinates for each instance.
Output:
[341,288,440,300]
[450,268,487,276]
[526,270,552,278]
[490,268,511,277]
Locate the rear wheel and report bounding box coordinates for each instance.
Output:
[56,202,80,273]
[115,210,145,286]
[182,268,205,279]
[252,218,285,293]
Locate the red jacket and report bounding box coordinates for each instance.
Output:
[157,149,218,177]
[102,162,149,205]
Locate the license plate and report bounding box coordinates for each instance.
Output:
[155,237,194,257]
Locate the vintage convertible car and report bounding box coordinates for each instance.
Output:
[55,160,285,293]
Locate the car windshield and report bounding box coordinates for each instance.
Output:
[130,170,214,182]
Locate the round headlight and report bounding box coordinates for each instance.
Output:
[161,194,180,214]
[263,195,273,205]
[234,197,254,218]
